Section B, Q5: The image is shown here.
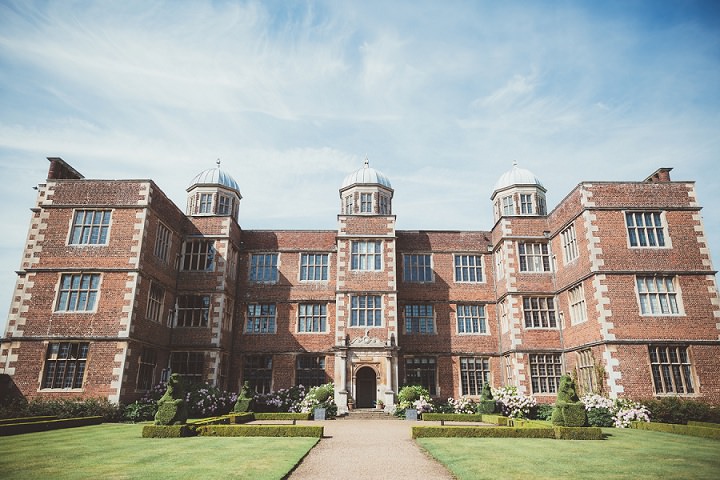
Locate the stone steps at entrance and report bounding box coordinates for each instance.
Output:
[342,408,397,420]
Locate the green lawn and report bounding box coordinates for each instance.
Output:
[0,423,318,480]
[417,427,720,480]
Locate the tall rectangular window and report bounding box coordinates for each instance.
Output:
[296,356,326,388]
[576,349,597,395]
[523,297,557,328]
[454,254,483,283]
[379,195,389,214]
[520,194,533,214]
[199,193,213,214]
[626,212,666,247]
[136,348,157,391]
[405,304,435,334]
[249,253,279,282]
[360,193,373,213]
[460,357,490,396]
[154,223,172,262]
[69,210,111,245]
[300,253,328,281]
[170,351,204,384]
[568,284,587,325]
[41,342,89,389]
[218,195,231,215]
[350,295,382,327]
[561,223,579,263]
[298,304,327,333]
[405,357,437,396]
[244,355,272,394]
[246,303,277,334]
[404,254,432,282]
[530,354,562,394]
[146,283,165,323]
[649,345,694,394]
[351,241,382,271]
[457,305,487,334]
[637,276,680,315]
[176,295,210,327]
[502,195,514,215]
[55,273,100,312]
[182,240,215,271]
[518,243,551,272]
[345,195,353,214]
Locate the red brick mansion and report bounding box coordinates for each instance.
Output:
[2,157,719,411]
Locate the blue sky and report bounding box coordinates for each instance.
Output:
[1,0,719,334]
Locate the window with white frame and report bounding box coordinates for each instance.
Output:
[520,194,533,214]
[460,357,490,396]
[41,342,89,389]
[246,303,277,334]
[494,249,504,280]
[243,355,272,393]
[55,273,101,312]
[649,345,694,394]
[404,254,432,282]
[170,351,204,383]
[626,212,666,247]
[561,223,579,263]
[637,276,680,315]
[350,295,382,327]
[182,240,215,271]
[69,210,111,245]
[518,243,551,272]
[146,283,165,323]
[405,357,437,396]
[176,295,210,327]
[154,223,172,263]
[454,255,483,283]
[568,284,587,325]
[298,304,327,333]
[296,356,326,388]
[249,253,278,282]
[360,193,373,213]
[457,304,487,334]
[576,349,597,395]
[404,304,435,334]
[504,354,514,386]
[199,193,213,214]
[218,195,232,215]
[530,353,562,394]
[351,241,382,271]
[136,348,157,391]
[502,195,514,215]
[379,195,389,214]
[523,297,557,328]
[300,253,328,281]
[344,195,353,214]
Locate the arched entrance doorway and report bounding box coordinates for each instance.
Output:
[355,366,377,408]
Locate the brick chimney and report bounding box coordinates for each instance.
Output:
[644,167,673,183]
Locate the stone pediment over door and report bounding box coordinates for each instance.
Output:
[349,330,387,348]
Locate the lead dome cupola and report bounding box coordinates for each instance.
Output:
[186,161,242,219]
[491,162,547,220]
[339,159,394,216]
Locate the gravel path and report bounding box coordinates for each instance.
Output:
[286,419,455,480]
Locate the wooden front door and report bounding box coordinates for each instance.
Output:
[356,367,377,408]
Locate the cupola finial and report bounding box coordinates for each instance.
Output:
[216,158,221,167]
[364,156,369,168]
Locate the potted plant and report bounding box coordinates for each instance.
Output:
[377,399,385,410]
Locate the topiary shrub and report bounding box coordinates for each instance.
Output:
[233,381,254,413]
[532,403,555,421]
[477,383,496,414]
[552,375,586,427]
[299,383,337,419]
[154,374,188,425]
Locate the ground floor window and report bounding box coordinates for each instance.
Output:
[42,342,89,389]
[649,345,694,394]
[459,357,490,396]
[170,351,204,384]
[404,357,437,396]
[244,355,273,394]
[576,349,597,395]
[296,355,326,388]
[136,347,157,391]
[529,353,562,394]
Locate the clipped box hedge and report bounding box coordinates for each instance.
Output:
[631,421,720,440]
[253,412,312,421]
[509,419,553,428]
[688,421,720,430]
[412,425,602,440]
[0,416,103,436]
[553,426,603,440]
[421,413,509,426]
[0,415,57,425]
[142,425,196,438]
[196,424,323,437]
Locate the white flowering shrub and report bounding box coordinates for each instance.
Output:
[580,394,651,428]
[493,386,536,419]
[413,396,434,413]
[298,383,337,418]
[446,396,476,414]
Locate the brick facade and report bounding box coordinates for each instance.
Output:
[1,158,719,408]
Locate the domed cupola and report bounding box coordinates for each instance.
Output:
[339,159,394,215]
[186,160,242,219]
[491,162,547,221]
